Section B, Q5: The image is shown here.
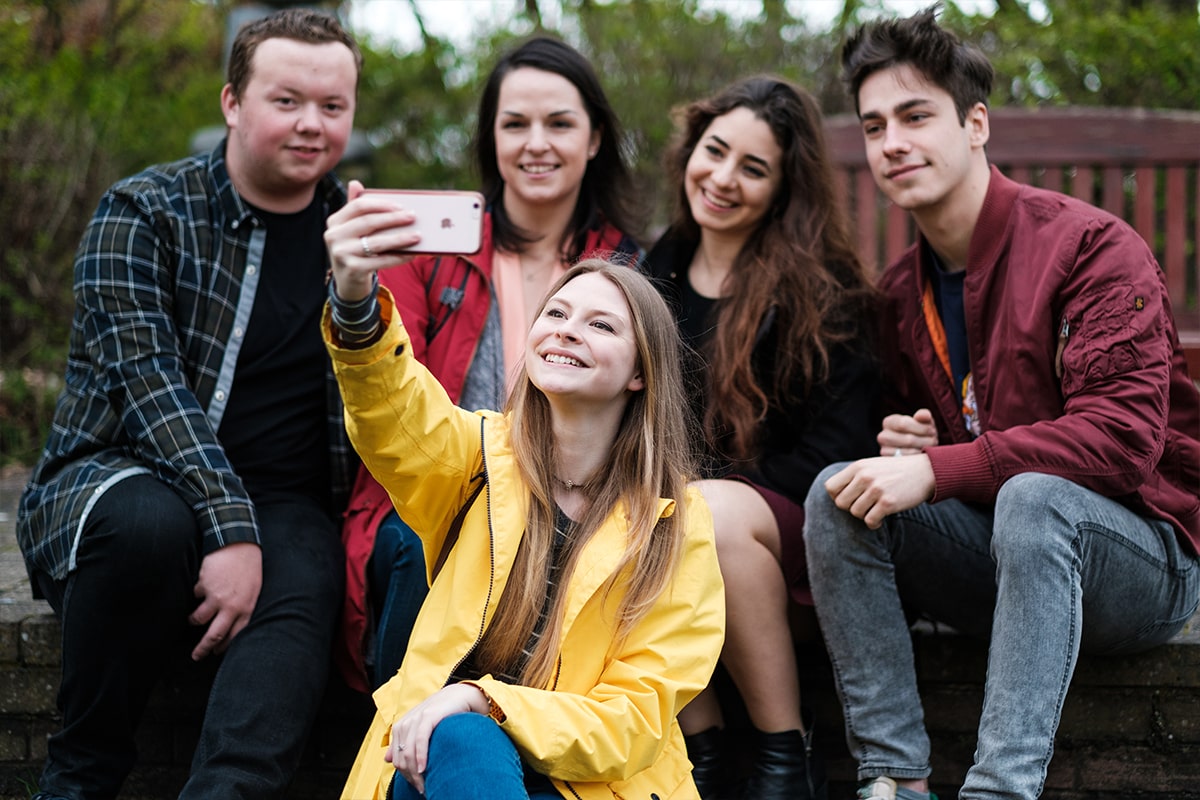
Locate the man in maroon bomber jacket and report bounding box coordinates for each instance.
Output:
[802,7,1200,800]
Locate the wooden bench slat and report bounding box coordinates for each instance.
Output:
[855,168,880,273]
[1072,165,1096,204]
[1102,165,1125,218]
[1165,166,1187,310]
[1133,167,1156,248]
[886,204,909,265]
[1043,166,1065,194]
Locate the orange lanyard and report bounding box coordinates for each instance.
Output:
[921,279,954,384]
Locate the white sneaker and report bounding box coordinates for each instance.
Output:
[857,776,898,800]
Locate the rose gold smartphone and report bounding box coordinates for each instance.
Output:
[361,189,485,255]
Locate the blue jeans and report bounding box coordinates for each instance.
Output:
[369,510,429,689]
[804,469,1199,800]
[34,475,343,800]
[388,713,560,800]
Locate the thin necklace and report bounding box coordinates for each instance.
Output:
[555,476,586,491]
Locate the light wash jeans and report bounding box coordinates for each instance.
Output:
[388,713,561,800]
[804,469,1199,800]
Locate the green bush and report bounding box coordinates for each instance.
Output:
[0,368,61,467]
[0,2,224,373]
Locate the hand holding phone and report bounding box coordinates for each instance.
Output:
[360,189,485,255]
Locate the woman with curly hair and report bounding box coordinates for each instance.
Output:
[644,75,880,800]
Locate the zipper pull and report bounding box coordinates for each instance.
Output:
[1055,316,1070,380]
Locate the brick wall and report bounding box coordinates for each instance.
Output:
[800,618,1200,800]
[2,606,1198,799]
[3,454,1198,799]
[0,608,374,800]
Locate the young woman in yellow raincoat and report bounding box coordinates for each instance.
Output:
[322,234,726,800]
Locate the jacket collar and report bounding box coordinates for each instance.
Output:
[557,496,677,637]
[965,165,1022,272]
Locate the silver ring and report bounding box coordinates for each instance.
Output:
[360,236,374,257]
[397,743,406,752]
[893,449,904,458]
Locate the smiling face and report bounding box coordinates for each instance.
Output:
[525,271,644,410]
[857,62,989,220]
[494,67,601,219]
[221,37,357,213]
[683,106,783,244]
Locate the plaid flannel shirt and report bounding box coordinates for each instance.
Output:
[17,142,356,588]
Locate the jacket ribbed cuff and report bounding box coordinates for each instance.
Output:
[926,441,997,504]
[329,273,382,348]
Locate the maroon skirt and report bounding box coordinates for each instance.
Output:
[729,476,813,607]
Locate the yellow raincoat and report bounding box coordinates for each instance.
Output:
[324,291,725,800]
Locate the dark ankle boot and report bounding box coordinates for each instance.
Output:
[684,726,730,800]
[738,726,828,800]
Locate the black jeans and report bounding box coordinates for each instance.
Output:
[34,475,344,800]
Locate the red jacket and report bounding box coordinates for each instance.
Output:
[879,167,1199,553]
[336,215,638,692]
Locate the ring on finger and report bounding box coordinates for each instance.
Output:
[397,743,406,752]
[360,236,374,257]
[893,448,904,457]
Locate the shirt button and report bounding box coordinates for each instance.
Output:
[215,390,226,402]
[234,327,244,338]
[246,265,257,276]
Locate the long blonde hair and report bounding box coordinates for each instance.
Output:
[473,260,696,687]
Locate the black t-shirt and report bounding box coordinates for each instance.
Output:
[677,274,720,352]
[925,243,979,437]
[218,195,332,509]
[926,245,970,395]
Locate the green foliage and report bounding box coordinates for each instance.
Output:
[355,37,479,190]
[951,0,1200,108]
[0,1,225,381]
[0,368,61,467]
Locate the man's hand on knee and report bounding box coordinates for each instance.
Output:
[189,542,263,660]
[825,457,936,529]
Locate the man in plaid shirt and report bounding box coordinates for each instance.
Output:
[17,9,362,800]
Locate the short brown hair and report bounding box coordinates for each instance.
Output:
[842,4,993,124]
[226,8,363,100]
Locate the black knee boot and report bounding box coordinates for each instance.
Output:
[738,726,828,800]
[684,726,730,800]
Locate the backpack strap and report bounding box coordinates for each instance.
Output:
[430,473,486,582]
[424,256,474,346]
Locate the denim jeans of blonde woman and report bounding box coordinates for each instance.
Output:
[387,713,561,800]
[804,469,1200,800]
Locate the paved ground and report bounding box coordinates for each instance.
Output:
[0,464,47,618]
